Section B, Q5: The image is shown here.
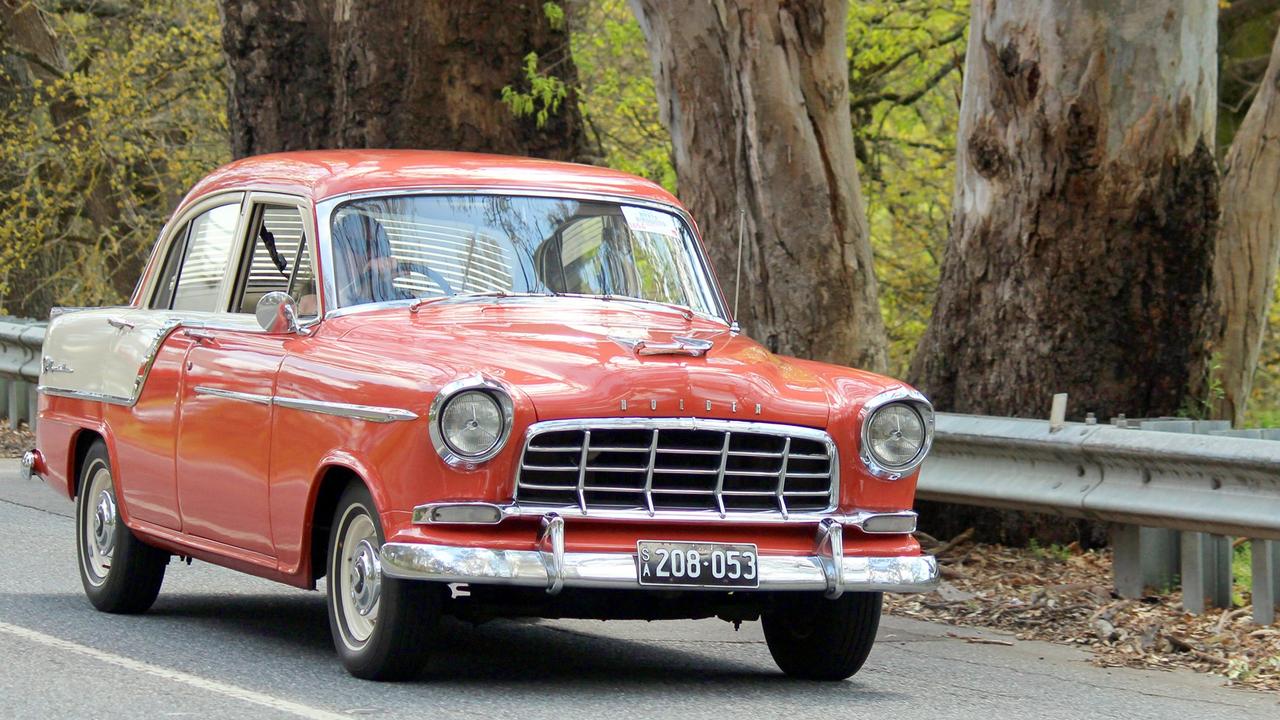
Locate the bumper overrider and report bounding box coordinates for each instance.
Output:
[379,511,939,598]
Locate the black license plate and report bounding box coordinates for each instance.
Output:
[636,541,760,589]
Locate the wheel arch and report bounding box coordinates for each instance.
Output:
[306,463,377,583]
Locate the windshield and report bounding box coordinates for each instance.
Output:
[328,195,723,318]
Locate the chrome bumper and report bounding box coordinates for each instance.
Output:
[379,517,938,596]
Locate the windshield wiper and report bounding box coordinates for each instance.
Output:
[561,293,703,321]
[409,291,555,314]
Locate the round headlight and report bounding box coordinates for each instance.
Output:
[439,390,505,457]
[865,402,927,470]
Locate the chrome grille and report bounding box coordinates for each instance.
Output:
[514,419,837,517]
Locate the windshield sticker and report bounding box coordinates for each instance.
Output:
[622,206,681,239]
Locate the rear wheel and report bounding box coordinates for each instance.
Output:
[762,591,882,680]
[326,483,440,680]
[75,440,168,613]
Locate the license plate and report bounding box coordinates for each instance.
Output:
[636,541,760,589]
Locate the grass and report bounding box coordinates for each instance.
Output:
[1233,542,1253,607]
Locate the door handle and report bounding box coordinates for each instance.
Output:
[183,329,217,344]
[107,317,135,331]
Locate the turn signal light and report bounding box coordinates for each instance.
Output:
[860,512,917,534]
[415,503,504,525]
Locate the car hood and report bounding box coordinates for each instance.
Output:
[329,299,853,427]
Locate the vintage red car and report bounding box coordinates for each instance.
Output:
[26,150,938,680]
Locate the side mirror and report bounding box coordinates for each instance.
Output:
[256,291,300,334]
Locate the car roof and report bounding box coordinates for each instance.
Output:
[179,149,681,211]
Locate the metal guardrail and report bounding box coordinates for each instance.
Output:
[920,414,1280,624]
[0,318,44,430]
[1,317,1276,622]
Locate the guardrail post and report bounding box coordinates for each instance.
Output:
[0,379,8,426]
[1112,524,1179,598]
[7,380,27,430]
[1253,540,1280,625]
[1180,532,1233,614]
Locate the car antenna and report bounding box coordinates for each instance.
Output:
[733,209,745,332]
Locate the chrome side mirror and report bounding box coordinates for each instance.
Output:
[256,291,300,334]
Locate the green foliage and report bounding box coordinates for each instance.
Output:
[848,1,968,376]
[0,0,227,316]
[543,1,566,31]
[1028,539,1074,562]
[1232,541,1252,608]
[570,0,675,190]
[501,52,569,129]
[1179,353,1227,420]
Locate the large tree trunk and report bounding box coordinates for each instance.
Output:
[911,0,1220,422]
[628,0,888,370]
[1212,28,1280,425]
[220,0,585,160]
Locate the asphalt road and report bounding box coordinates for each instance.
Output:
[0,461,1275,719]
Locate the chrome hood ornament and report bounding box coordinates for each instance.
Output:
[610,335,715,357]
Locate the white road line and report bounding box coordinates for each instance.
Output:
[0,621,349,720]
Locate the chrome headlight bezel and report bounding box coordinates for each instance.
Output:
[858,388,934,480]
[428,376,514,467]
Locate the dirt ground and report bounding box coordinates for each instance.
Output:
[886,530,1280,693]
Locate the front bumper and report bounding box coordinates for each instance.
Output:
[379,516,938,596]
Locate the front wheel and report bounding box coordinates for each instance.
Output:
[76,440,168,613]
[326,483,440,680]
[762,591,882,680]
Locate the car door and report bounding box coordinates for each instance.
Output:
[174,195,317,557]
[103,194,246,531]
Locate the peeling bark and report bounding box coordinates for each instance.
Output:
[220,0,585,160]
[1212,28,1280,424]
[629,0,888,370]
[912,0,1221,421]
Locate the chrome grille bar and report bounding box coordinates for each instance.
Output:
[514,418,838,518]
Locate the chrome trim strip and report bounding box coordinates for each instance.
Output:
[413,502,916,532]
[514,417,839,518]
[37,386,133,406]
[380,542,938,593]
[859,387,936,480]
[273,396,418,423]
[192,386,273,406]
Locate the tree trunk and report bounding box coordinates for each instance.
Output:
[219,0,334,158]
[911,0,1220,421]
[219,0,585,160]
[1212,27,1280,425]
[628,0,888,370]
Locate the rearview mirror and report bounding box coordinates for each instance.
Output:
[256,291,300,334]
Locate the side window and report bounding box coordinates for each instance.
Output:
[233,204,317,318]
[164,204,240,312]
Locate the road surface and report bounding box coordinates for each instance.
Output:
[0,461,1274,719]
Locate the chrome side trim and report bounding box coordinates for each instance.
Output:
[37,386,133,406]
[859,387,936,480]
[413,502,917,532]
[380,542,939,593]
[192,386,273,406]
[273,396,418,423]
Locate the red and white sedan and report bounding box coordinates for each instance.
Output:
[27,150,938,680]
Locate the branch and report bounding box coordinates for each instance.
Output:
[850,54,963,112]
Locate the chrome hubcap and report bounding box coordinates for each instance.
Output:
[335,508,380,647]
[92,490,117,557]
[349,539,382,617]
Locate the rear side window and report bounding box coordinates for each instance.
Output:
[152,203,240,311]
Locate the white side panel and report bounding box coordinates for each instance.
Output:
[39,309,183,405]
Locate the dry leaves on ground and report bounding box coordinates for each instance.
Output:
[884,530,1280,693]
[0,424,32,458]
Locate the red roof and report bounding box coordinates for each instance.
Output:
[179,150,681,211]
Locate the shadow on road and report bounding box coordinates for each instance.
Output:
[11,590,906,699]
